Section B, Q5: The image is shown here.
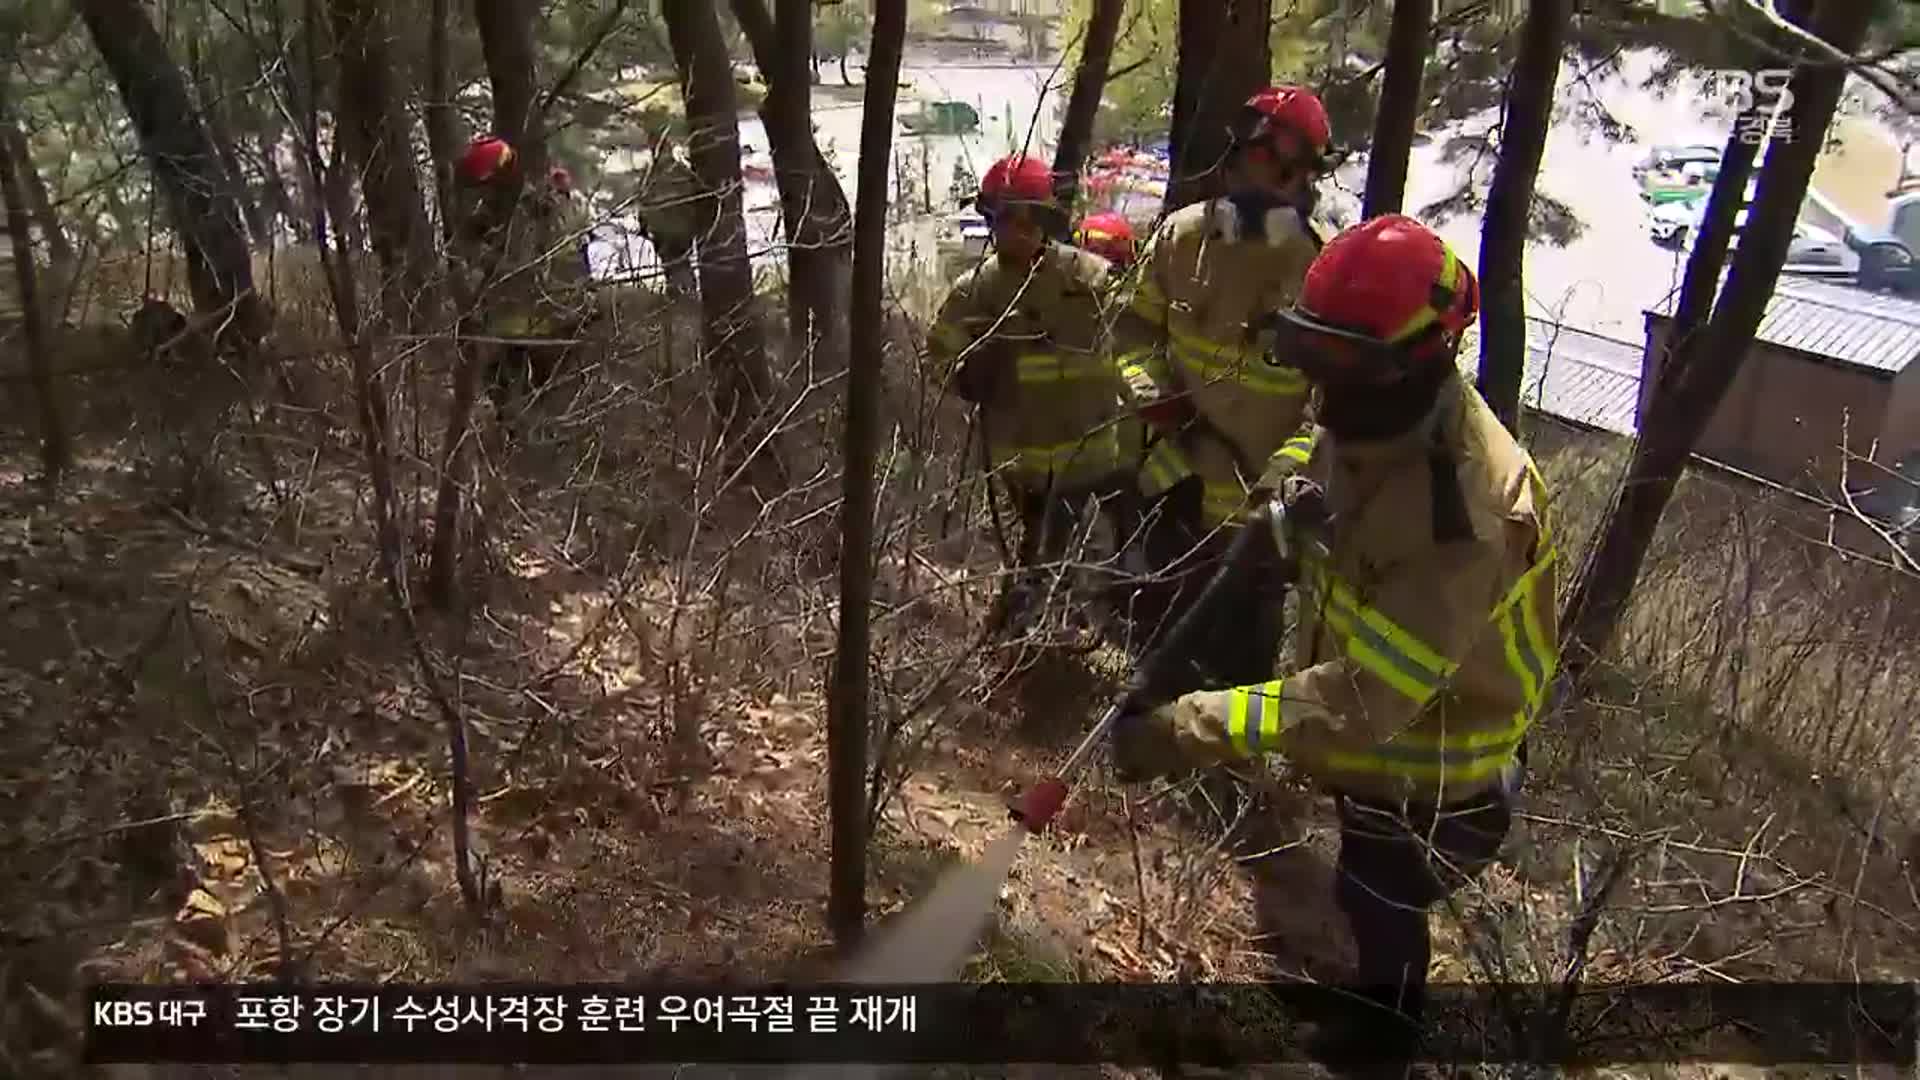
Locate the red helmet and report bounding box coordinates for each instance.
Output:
[978,155,1056,211]
[459,136,516,185]
[1275,214,1478,380]
[549,166,574,193]
[1074,211,1136,267]
[1236,85,1333,169]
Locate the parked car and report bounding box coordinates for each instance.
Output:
[900,100,981,136]
[936,208,993,264]
[1641,159,1723,205]
[1846,227,1920,296]
[1647,176,1756,246]
[1633,143,1722,181]
[1647,190,1843,266]
[1785,222,1848,266]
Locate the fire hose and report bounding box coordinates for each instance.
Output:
[1008,494,1297,832]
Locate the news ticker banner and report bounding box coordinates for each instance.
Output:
[87,982,1919,1066]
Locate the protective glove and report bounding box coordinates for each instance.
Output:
[952,338,1017,404]
[1109,707,1185,784]
[1154,474,1206,536]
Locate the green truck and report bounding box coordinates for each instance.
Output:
[1641,160,1720,205]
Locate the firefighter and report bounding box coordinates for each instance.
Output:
[1111,215,1559,1067]
[545,166,592,281]
[536,162,597,344]
[451,135,591,431]
[1073,211,1137,270]
[637,134,706,298]
[929,154,1134,638]
[1109,85,1332,685]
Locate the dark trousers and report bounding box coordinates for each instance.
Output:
[654,232,698,298]
[1001,479,1137,630]
[1332,786,1514,1033]
[1119,500,1284,694]
[485,339,575,431]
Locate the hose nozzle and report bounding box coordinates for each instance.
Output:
[1009,778,1069,833]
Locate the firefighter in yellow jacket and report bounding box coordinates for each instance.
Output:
[1110,85,1332,680]
[929,154,1134,634]
[1112,216,1559,1065]
[451,136,595,431]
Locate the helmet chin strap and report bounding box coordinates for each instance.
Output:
[1216,193,1306,248]
[1218,182,1318,247]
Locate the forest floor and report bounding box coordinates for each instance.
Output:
[2,315,1919,1078]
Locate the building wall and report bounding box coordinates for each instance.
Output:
[1642,318,1893,495]
[1881,363,1920,464]
[1526,414,1907,575]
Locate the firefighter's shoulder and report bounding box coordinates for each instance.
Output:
[1455,382,1551,531]
[938,259,1003,318]
[1048,241,1114,290]
[1153,200,1214,246]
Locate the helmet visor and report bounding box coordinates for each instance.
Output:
[1268,306,1406,384]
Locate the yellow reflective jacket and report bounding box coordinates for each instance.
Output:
[1111,198,1323,527]
[530,188,595,325]
[454,185,591,338]
[928,242,1132,490]
[1155,374,1560,806]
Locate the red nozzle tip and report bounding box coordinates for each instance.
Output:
[1011,779,1069,833]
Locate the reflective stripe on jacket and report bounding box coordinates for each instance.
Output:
[929,242,1129,490]
[1110,199,1321,523]
[1159,375,1560,805]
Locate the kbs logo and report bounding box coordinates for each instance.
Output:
[92,995,207,1027]
[1714,70,1797,145]
[94,999,154,1026]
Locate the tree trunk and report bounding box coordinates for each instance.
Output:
[424,0,483,612]
[1361,0,1432,218]
[664,0,781,480]
[209,102,270,247]
[331,0,438,331]
[1167,0,1272,211]
[254,128,306,244]
[830,0,906,953]
[0,75,70,485]
[77,0,266,353]
[732,0,854,371]
[1558,0,1873,682]
[1651,0,1811,399]
[471,0,545,334]
[426,0,462,238]
[2,121,75,271]
[1472,0,1569,434]
[474,0,544,183]
[1051,0,1125,206]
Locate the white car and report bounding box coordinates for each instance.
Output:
[1633,143,1722,181]
[1648,194,1845,266]
[1647,177,1758,247]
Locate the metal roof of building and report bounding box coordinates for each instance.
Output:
[1647,276,1920,376]
[1459,319,1645,438]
